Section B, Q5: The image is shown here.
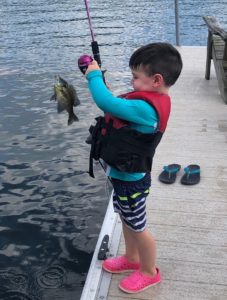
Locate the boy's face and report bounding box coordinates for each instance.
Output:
[131,68,154,91]
[131,67,164,92]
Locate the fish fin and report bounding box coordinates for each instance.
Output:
[68,113,79,125]
[73,98,81,107]
[50,94,56,101]
[57,102,65,113]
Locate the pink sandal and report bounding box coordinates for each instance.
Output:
[119,268,161,293]
[102,256,140,273]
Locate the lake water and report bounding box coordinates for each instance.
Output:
[0,0,227,299]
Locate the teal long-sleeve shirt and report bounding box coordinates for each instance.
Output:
[86,70,158,181]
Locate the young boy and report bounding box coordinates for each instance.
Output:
[85,43,182,294]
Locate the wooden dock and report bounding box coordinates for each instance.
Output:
[106,46,227,300]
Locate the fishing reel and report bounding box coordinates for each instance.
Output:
[78,55,93,74]
[78,54,106,84]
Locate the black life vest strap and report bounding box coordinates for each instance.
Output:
[88,116,105,178]
[88,150,95,178]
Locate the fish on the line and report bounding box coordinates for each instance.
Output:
[51,75,80,125]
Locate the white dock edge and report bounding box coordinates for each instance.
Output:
[80,191,122,300]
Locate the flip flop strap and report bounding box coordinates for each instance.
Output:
[163,165,180,173]
[184,167,200,174]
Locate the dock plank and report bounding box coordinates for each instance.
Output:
[108,278,227,300]
[106,47,227,300]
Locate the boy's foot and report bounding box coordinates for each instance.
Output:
[102,256,140,273]
[119,268,161,293]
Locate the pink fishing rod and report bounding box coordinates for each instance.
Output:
[84,0,95,42]
[78,0,102,73]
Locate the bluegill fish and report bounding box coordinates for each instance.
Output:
[51,76,80,125]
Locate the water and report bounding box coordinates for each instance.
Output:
[0,0,227,299]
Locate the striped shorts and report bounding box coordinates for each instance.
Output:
[111,173,151,232]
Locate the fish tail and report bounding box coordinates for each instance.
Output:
[68,113,79,125]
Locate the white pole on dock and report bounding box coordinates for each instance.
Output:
[175,0,180,46]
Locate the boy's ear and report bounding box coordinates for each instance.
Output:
[152,74,164,87]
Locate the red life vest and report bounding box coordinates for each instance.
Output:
[88,91,171,177]
[103,91,171,133]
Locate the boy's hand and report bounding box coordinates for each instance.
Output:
[85,60,110,89]
[85,60,101,76]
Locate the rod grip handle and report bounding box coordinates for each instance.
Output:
[91,41,102,67]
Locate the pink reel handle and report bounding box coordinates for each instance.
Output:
[78,55,93,74]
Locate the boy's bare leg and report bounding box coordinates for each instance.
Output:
[122,221,157,276]
[133,228,157,276]
[122,220,140,263]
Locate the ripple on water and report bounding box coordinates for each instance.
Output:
[36,265,66,289]
[0,270,28,288]
[0,292,40,300]
[0,269,41,300]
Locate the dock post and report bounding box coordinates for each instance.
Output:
[175,0,180,46]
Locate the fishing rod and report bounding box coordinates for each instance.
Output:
[78,0,109,179]
[78,0,103,74]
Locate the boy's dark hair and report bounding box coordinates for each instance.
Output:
[129,42,183,86]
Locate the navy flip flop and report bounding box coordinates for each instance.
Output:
[181,164,201,185]
[158,164,181,184]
